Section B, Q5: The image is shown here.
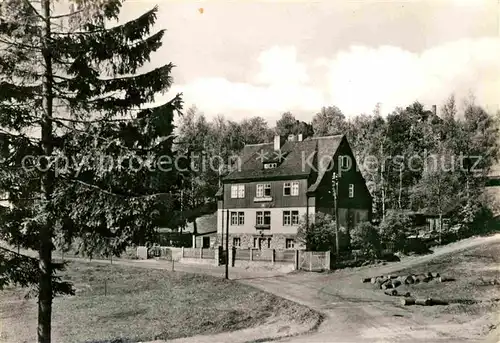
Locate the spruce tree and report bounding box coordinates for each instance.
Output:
[0,1,184,342]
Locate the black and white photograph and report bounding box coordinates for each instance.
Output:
[0,0,499,342]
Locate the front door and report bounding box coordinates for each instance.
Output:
[258,237,270,249]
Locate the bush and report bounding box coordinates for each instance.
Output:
[351,222,381,258]
[379,210,411,252]
[296,213,337,251]
[451,200,497,238]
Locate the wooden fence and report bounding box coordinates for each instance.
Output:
[182,248,214,259]
[138,246,330,271]
[232,249,295,263]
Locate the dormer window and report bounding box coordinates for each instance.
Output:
[264,162,277,169]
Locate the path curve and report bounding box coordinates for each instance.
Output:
[242,233,500,343]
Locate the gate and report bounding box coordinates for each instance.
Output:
[298,250,330,271]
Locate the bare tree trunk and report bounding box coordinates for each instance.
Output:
[466,177,470,200]
[398,168,402,210]
[39,0,55,342]
[381,185,385,219]
[179,188,183,234]
[438,213,443,245]
[380,141,386,219]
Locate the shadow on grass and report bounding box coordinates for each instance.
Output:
[234,274,287,281]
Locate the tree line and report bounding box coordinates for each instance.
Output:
[177,99,500,239]
[0,0,498,342]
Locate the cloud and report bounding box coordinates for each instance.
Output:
[168,46,324,119]
[254,46,309,85]
[323,38,500,115]
[167,38,500,121]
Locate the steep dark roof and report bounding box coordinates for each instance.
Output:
[307,135,344,192]
[223,135,345,191]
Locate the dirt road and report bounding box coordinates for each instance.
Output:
[3,234,499,342]
[242,234,500,343]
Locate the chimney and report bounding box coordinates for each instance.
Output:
[432,105,437,116]
[298,134,303,142]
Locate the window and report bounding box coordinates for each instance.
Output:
[264,212,271,225]
[230,212,238,225]
[286,239,295,249]
[348,184,354,198]
[256,211,271,226]
[238,185,245,198]
[284,182,291,196]
[283,211,291,225]
[291,210,299,225]
[283,210,299,226]
[233,237,241,247]
[231,212,245,225]
[231,184,245,198]
[264,163,277,169]
[284,181,299,196]
[256,184,271,198]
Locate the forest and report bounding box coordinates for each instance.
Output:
[176,98,500,241]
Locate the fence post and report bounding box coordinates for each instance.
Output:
[249,248,253,261]
[181,247,184,258]
[200,247,203,259]
[215,246,220,266]
[231,247,235,267]
[325,251,330,271]
[309,252,312,271]
[271,249,275,264]
[294,250,299,270]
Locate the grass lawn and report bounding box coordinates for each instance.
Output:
[0,262,318,343]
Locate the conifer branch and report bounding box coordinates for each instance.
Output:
[50,9,84,20]
[62,176,172,200]
[51,116,139,123]
[0,37,42,51]
[0,245,38,261]
[51,117,168,153]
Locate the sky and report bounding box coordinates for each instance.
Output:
[116,0,500,123]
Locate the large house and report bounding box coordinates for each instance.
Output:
[215,134,372,250]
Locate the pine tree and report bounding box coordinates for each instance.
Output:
[0,1,183,342]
